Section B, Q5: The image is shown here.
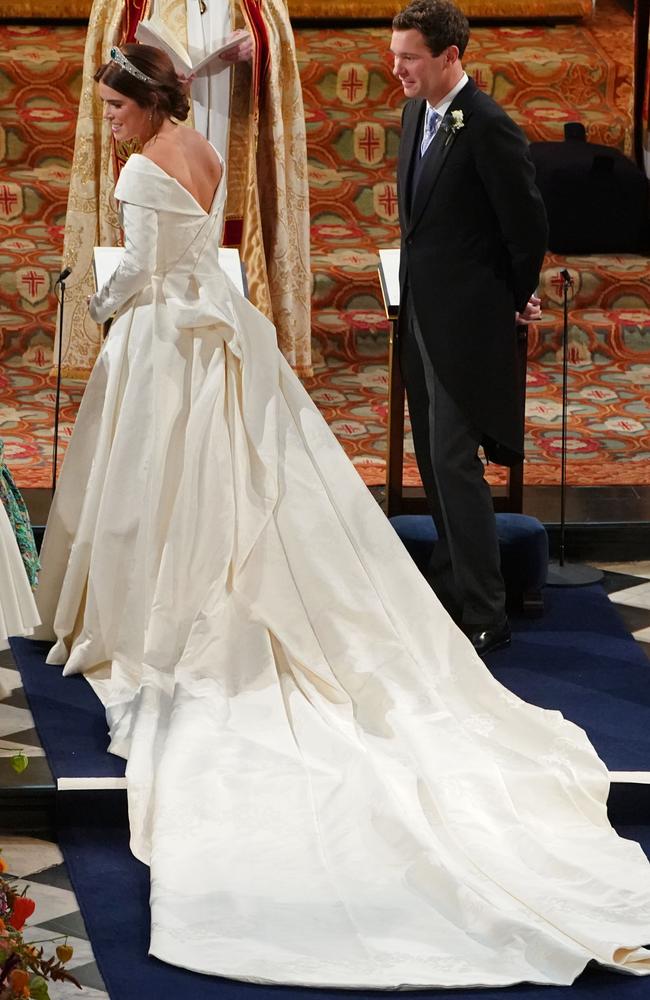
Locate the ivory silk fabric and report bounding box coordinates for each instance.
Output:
[36,158,650,988]
[58,0,311,378]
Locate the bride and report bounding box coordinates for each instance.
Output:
[36,44,650,989]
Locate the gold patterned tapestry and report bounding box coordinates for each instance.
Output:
[0,0,594,19]
[2,0,648,490]
[288,0,593,17]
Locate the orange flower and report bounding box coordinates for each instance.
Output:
[9,968,29,992]
[8,895,36,930]
[0,855,7,873]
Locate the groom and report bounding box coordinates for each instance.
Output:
[392,0,548,653]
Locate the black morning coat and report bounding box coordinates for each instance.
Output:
[397,77,549,465]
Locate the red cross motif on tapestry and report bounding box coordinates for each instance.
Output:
[17,268,48,303]
[342,68,362,101]
[354,124,384,166]
[551,270,577,301]
[473,68,489,91]
[373,183,398,222]
[0,184,19,218]
[28,346,50,368]
[22,271,45,296]
[338,65,368,105]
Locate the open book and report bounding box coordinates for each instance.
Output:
[93,245,247,298]
[135,15,250,76]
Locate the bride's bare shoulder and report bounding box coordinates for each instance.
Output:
[142,128,221,181]
[184,129,223,170]
[139,128,222,209]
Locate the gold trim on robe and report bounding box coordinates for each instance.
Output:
[58,0,312,379]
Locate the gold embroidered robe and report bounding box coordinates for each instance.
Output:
[59,0,312,377]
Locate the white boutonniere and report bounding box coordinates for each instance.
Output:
[444,109,465,146]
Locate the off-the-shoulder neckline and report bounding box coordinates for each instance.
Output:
[128,152,223,216]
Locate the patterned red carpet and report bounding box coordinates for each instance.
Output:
[0,1,648,488]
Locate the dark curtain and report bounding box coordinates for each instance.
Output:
[634,0,650,172]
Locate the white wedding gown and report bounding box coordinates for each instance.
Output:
[36,154,650,988]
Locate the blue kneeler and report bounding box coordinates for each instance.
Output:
[390,513,548,617]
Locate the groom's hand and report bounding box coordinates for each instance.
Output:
[515,294,542,324]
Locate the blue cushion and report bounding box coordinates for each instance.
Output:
[390,513,548,594]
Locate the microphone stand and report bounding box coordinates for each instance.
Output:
[546,269,603,586]
[52,267,71,496]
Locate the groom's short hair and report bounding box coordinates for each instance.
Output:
[393,0,470,59]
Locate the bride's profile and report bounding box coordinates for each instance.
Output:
[36,43,650,990]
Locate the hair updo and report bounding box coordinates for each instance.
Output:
[94,44,190,129]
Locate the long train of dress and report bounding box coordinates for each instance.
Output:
[35,156,650,988]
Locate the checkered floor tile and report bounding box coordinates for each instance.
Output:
[597,560,650,660]
[1,561,649,999]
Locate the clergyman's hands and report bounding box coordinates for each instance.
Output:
[515,294,542,324]
[220,29,253,63]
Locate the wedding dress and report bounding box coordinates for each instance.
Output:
[36,154,650,988]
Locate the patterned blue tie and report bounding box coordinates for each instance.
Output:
[420,106,441,157]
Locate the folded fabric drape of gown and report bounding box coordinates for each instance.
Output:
[35,155,650,989]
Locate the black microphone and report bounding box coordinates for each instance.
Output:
[560,268,573,285]
[55,266,72,285]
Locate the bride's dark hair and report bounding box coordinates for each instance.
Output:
[94,44,190,129]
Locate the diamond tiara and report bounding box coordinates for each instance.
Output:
[110,47,154,85]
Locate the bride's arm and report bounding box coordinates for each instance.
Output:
[89,201,158,324]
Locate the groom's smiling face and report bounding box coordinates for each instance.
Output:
[390,29,459,106]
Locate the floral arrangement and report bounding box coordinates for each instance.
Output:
[0,854,80,1000]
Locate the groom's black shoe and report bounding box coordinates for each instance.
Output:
[464,619,511,656]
